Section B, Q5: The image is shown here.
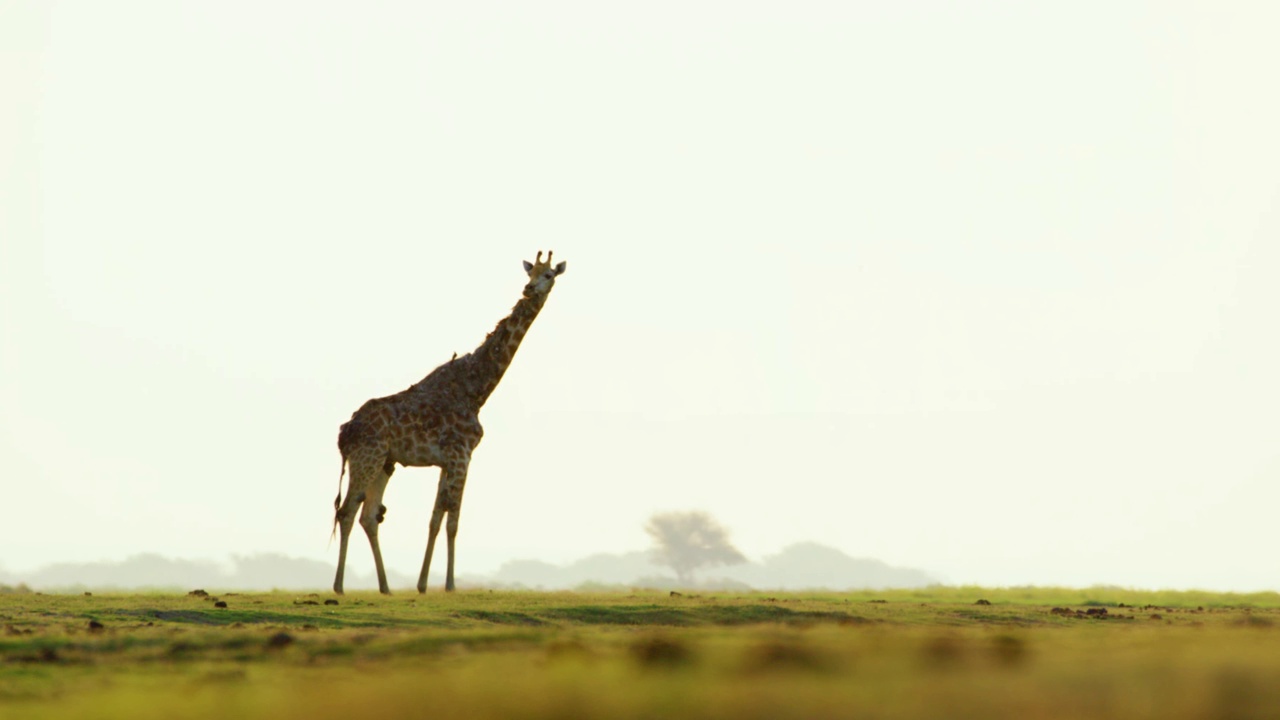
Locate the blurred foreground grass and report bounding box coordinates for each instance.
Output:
[3,587,1280,719]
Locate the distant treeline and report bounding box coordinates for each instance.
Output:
[495,543,936,591]
[0,543,936,593]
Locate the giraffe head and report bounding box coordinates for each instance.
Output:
[522,250,567,296]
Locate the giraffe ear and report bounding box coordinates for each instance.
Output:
[522,260,534,273]
[554,261,567,275]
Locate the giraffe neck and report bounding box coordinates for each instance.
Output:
[468,288,549,407]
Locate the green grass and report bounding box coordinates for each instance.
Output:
[3,588,1280,719]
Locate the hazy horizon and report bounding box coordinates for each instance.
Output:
[0,541,939,593]
[3,2,1278,592]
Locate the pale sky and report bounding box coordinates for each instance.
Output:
[2,2,1278,591]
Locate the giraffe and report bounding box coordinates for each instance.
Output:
[331,251,567,594]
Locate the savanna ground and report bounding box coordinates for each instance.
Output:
[3,586,1280,719]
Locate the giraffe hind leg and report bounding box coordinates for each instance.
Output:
[333,449,389,594]
[332,487,365,595]
[357,464,394,594]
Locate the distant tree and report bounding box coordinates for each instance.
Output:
[644,511,747,586]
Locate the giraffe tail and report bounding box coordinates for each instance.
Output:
[330,455,347,543]
[332,417,368,540]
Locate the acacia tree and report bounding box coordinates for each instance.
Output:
[645,511,747,586]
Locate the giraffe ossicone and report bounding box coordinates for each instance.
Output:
[331,251,567,595]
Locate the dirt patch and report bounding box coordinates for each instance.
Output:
[149,611,222,625]
[453,610,548,626]
[1050,607,1135,621]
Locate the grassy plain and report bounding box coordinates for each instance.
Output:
[3,586,1280,719]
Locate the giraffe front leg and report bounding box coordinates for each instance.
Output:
[445,501,463,592]
[418,465,453,593]
[417,492,446,593]
[442,457,470,593]
[419,459,468,592]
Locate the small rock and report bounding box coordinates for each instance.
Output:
[214,601,228,609]
[669,591,683,598]
[265,632,295,649]
[630,635,692,667]
[1149,614,1163,621]
[87,620,105,632]
[324,599,339,606]
[84,591,92,597]
[975,599,991,606]
[188,589,209,597]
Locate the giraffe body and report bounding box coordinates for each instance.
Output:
[332,252,566,595]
